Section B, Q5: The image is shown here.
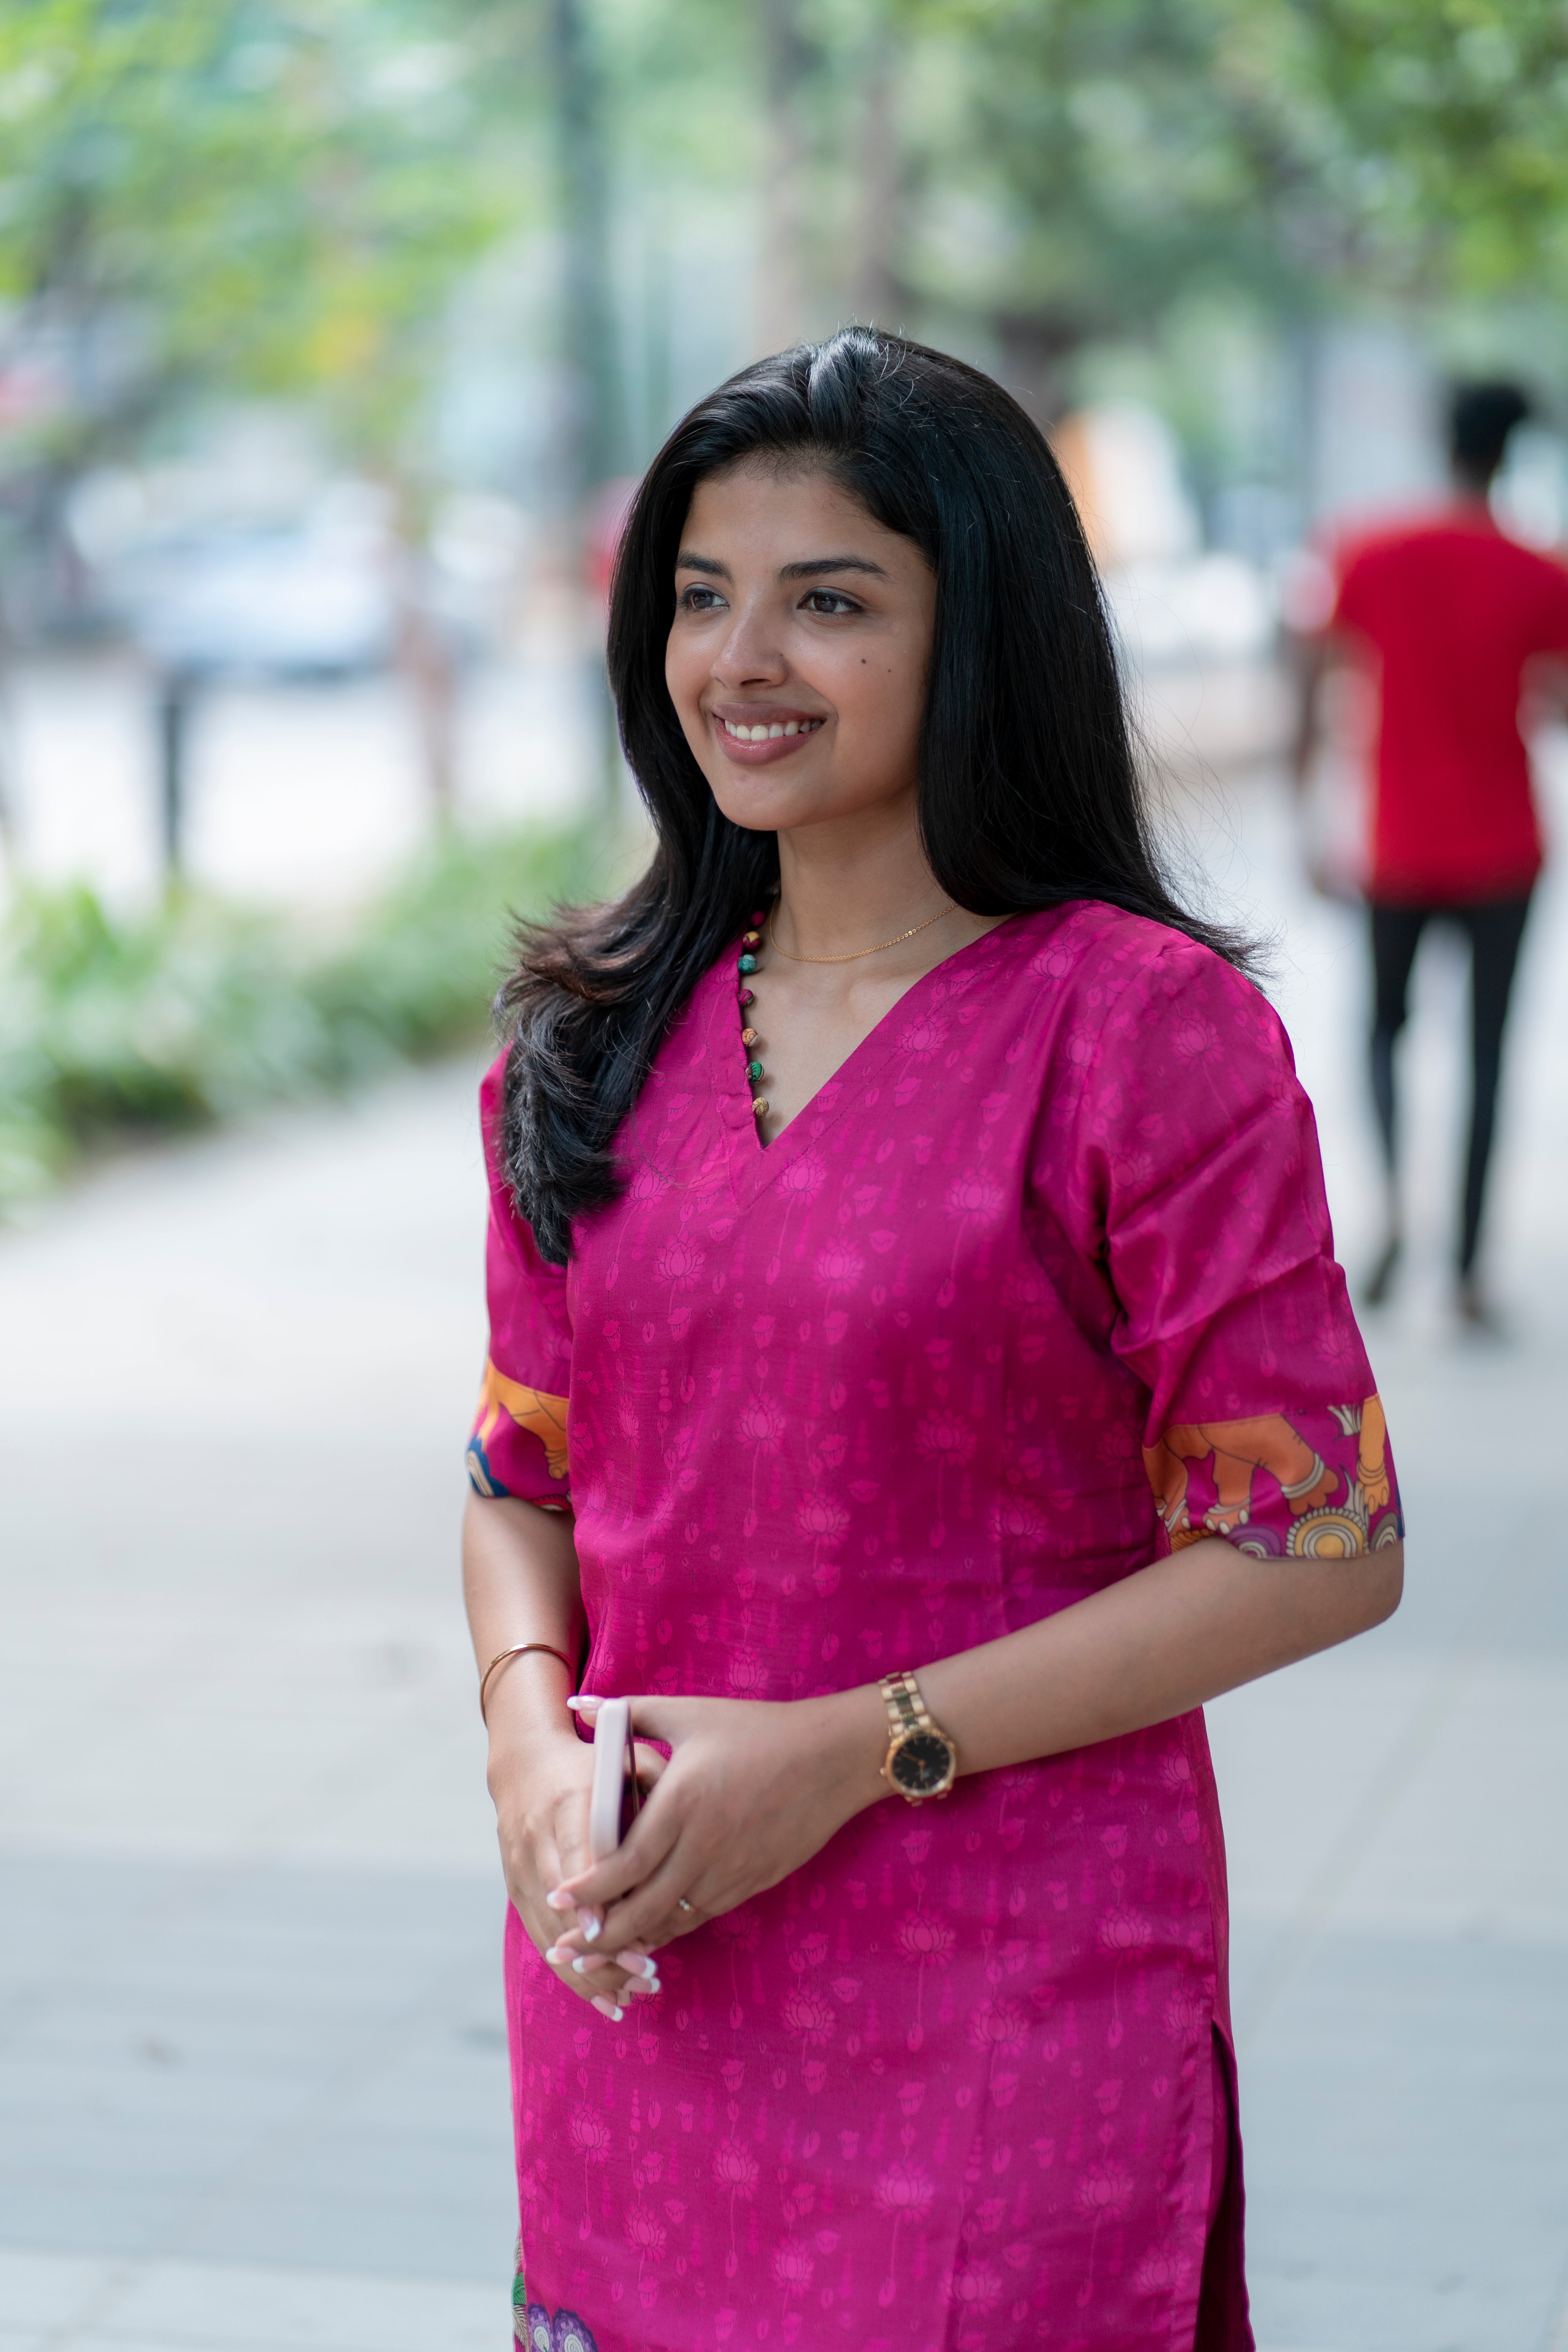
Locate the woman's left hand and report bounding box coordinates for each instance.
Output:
[543,1688,886,1967]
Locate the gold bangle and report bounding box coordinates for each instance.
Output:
[479,1642,573,1725]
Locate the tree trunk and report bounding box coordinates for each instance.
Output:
[548,0,628,815]
[757,0,811,353]
[852,33,900,328]
[550,0,624,495]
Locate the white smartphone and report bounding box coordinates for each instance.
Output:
[588,1697,641,1860]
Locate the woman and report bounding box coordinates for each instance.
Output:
[463,329,1403,2352]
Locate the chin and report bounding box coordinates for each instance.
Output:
[707,774,832,833]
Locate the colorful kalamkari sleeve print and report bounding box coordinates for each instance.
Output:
[1143,1393,1399,1559]
[1057,929,1403,1560]
[465,1053,573,1510]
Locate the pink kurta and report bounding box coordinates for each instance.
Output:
[468,903,1401,2352]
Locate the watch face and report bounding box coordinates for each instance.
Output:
[890,1729,954,1795]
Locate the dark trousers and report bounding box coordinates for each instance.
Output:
[1370,894,1531,1274]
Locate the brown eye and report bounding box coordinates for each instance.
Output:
[802,589,859,615]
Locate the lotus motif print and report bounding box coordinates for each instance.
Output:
[895,1909,956,1965]
[897,1010,951,1060]
[796,1494,850,1543]
[737,1396,786,1449]
[989,1494,1050,1544]
[1076,2161,1136,2217]
[915,1409,978,1467]
[968,1998,1029,2055]
[624,2205,667,2254]
[944,1169,1005,1221]
[713,2140,760,2194]
[813,1239,865,1290]
[949,2258,1005,2311]
[772,2238,816,2292]
[780,1988,837,2050]
[1098,1906,1155,1953]
[568,2109,611,2160]
[873,2161,936,2217]
[654,1237,706,1289]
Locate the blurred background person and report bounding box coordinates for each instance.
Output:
[1294,382,1568,1326]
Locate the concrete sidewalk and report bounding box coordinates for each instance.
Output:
[3,744,1568,2351]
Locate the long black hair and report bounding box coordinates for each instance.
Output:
[501,326,1245,1263]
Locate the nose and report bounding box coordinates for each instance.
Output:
[711,596,788,689]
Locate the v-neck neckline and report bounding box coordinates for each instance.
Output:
[721,915,1023,1209]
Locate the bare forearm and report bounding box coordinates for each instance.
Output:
[1289,631,1328,788]
[824,1535,1403,1811]
[462,1492,586,1770]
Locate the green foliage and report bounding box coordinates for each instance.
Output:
[888,0,1568,354]
[0,820,592,1211]
[1298,0,1568,295]
[0,0,519,483]
[5,0,1566,490]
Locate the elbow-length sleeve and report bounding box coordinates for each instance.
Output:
[1063,933,1402,1561]
[465,1053,573,1509]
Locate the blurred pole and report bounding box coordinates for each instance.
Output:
[852,29,899,328]
[548,0,628,818]
[758,0,810,352]
[550,0,624,491]
[157,671,192,882]
[642,216,672,458]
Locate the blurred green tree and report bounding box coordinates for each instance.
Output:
[0,2,512,499]
[0,1,529,813]
[862,0,1568,415]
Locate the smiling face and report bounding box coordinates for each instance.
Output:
[665,459,936,840]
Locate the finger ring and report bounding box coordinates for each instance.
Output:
[677,1898,694,1913]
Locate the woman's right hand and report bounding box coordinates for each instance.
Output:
[490,1730,664,2019]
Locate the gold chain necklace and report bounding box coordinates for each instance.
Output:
[766,901,956,965]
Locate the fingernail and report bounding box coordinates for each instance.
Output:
[582,1913,603,1943]
[622,1953,658,1979]
[543,1945,570,1965]
[566,1693,603,1712]
[630,1977,661,1998]
[591,1995,624,2022]
[571,1955,607,1975]
[545,1889,575,1912]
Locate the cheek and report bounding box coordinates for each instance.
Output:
[664,635,712,755]
[830,641,924,747]
[664,633,697,712]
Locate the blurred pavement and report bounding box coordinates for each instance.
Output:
[2,720,1568,2350]
[0,646,600,909]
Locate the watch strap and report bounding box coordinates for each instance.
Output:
[880,1669,931,1740]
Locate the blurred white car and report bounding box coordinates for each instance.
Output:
[120,521,398,679]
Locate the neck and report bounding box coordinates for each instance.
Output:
[773,797,947,958]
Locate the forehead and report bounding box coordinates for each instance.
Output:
[679,460,909,560]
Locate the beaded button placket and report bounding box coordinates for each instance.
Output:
[736,911,769,1123]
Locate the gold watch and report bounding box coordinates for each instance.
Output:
[878,1670,958,1804]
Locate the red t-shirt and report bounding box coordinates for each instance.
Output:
[1331,507,1568,902]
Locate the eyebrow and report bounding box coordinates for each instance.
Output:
[674,550,889,582]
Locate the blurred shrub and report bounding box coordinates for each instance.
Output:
[0,824,592,1211]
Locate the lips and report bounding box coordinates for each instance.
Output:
[709,707,828,765]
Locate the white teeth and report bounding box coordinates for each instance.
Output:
[722,716,819,740]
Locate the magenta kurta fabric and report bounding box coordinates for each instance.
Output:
[471,903,1401,2352]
